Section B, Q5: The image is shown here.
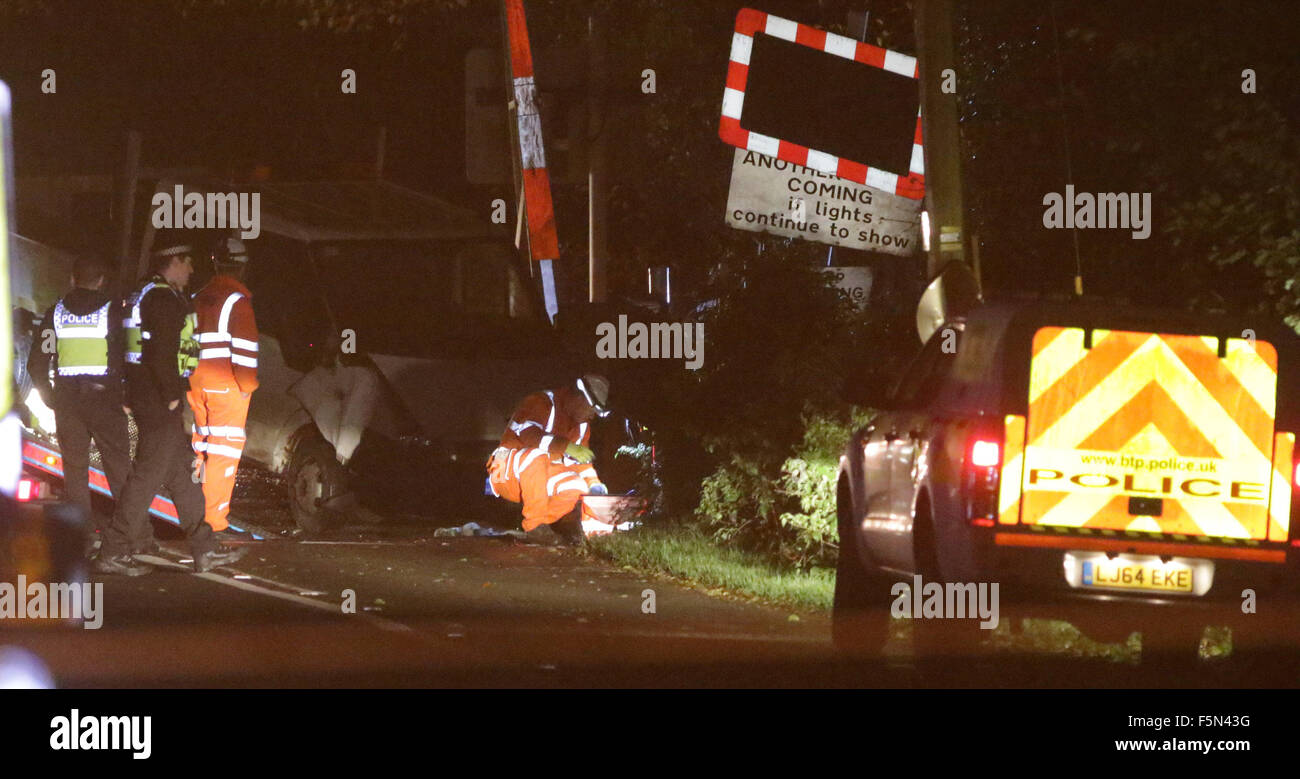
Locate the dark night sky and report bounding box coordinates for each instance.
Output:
[0,1,497,197]
[0,1,1294,311]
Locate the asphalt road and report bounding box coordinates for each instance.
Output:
[2,468,1298,688]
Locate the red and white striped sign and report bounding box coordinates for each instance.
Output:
[718,8,925,200]
[505,0,560,320]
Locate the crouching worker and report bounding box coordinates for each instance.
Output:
[487,375,611,545]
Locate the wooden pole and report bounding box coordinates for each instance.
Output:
[115,130,141,294]
[914,0,968,281]
[587,12,608,304]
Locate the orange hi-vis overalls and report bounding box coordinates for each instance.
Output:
[187,275,259,532]
[487,387,604,531]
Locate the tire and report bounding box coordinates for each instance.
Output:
[910,493,985,663]
[286,434,348,535]
[12,328,33,402]
[832,479,890,655]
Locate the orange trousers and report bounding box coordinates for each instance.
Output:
[487,447,601,531]
[188,385,251,532]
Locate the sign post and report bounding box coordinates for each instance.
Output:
[503,0,561,322]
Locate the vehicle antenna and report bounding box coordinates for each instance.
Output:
[1049,0,1083,297]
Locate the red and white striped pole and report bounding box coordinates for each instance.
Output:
[504,0,560,322]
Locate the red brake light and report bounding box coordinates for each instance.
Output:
[966,435,1003,526]
[971,440,1000,468]
[1293,461,1299,486]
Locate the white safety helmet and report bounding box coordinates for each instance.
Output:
[212,237,249,275]
[576,374,611,418]
[223,238,248,263]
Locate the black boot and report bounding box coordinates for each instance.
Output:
[524,524,560,546]
[132,539,162,557]
[552,508,586,547]
[194,544,249,573]
[91,553,154,577]
[84,529,103,557]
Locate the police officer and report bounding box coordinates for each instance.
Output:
[95,241,248,576]
[26,254,131,552]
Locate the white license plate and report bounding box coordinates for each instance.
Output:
[1064,553,1213,596]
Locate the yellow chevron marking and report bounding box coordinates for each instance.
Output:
[1023,327,1276,540]
[1028,328,1099,404]
[1126,516,1162,532]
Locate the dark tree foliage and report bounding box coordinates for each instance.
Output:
[957,0,1299,313]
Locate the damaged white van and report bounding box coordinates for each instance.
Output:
[157,179,573,532]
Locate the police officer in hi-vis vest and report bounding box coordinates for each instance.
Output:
[95,241,248,576]
[27,254,131,552]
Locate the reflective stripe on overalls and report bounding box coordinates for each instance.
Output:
[504,391,558,450]
[196,291,256,369]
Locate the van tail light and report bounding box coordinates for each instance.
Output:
[16,477,46,502]
[965,435,1002,527]
[971,440,1000,468]
[1291,437,1300,547]
[1278,432,1300,547]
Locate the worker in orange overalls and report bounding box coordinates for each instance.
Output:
[487,374,611,545]
[188,238,259,533]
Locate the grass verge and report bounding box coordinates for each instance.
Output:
[586,525,834,612]
[588,525,1233,661]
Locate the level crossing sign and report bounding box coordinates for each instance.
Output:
[718,8,925,200]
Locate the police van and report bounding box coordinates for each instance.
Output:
[834,266,1300,660]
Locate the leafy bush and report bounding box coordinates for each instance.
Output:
[594,241,918,569]
[695,407,873,570]
[777,409,874,565]
[696,450,782,551]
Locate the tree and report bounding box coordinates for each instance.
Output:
[955,0,1298,314]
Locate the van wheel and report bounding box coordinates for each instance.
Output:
[911,493,985,664]
[286,435,347,535]
[832,479,890,655]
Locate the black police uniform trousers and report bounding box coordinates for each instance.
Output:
[52,381,131,533]
[103,402,215,558]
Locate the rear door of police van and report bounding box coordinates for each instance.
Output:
[995,325,1293,597]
